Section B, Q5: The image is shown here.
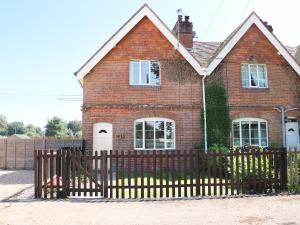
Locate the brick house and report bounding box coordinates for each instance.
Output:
[74,4,300,152]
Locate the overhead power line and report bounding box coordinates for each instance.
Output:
[241,0,251,20]
[201,0,225,41]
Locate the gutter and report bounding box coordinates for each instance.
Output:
[202,72,208,152]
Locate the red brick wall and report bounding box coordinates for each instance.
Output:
[216,24,300,145]
[82,17,202,150]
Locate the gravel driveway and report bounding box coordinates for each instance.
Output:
[0,170,299,225]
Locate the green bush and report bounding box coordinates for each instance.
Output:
[287,150,300,193]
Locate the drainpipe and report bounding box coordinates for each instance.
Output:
[274,106,299,148]
[202,74,208,152]
[281,106,286,148]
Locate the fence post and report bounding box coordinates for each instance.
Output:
[34,150,38,198]
[4,139,7,169]
[61,149,67,198]
[102,151,108,198]
[37,150,43,198]
[281,148,288,190]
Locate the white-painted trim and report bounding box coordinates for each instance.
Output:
[232,118,268,147]
[206,12,300,76]
[133,117,176,150]
[75,4,206,80]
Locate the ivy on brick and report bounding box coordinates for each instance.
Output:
[201,80,231,147]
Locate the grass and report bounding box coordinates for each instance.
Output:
[71,171,237,198]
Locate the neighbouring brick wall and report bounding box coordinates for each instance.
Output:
[83,17,203,150]
[210,24,300,145]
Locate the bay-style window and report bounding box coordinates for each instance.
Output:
[241,64,268,88]
[130,60,160,86]
[232,118,268,147]
[134,118,175,150]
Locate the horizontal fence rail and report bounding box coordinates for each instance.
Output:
[34,148,288,199]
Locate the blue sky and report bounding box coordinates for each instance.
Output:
[1,0,299,128]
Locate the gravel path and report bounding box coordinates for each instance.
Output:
[0,170,299,225]
[0,170,34,201]
[0,195,299,225]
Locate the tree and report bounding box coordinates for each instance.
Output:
[0,114,8,136]
[25,124,43,137]
[45,117,68,137]
[7,121,26,136]
[67,120,82,137]
[201,81,231,148]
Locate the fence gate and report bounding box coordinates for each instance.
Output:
[34,148,105,199]
[35,148,288,199]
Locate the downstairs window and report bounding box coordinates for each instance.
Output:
[134,118,175,150]
[232,118,268,147]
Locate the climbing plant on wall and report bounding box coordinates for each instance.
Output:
[201,80,231,147]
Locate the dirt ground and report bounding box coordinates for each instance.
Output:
[0,170,299,225]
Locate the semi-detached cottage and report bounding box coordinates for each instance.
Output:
[74,4,300,152]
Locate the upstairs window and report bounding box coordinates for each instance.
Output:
[130,60,160,86]
[241,64,268,88]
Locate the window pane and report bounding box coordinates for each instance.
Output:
[135,122,143,131]
[251,138,259,145]
[135,122,143,148]
[241,121,249,138]
[242,138,250,146]
[233,122,240,139]
[260,122,266,130]
[250,122,259,138]
[130,61,139,85]
[150,61,160,85]
[166,122,174,148]
[250,65,258,86]
[155,121,164,149]
[241,64,249,87]
[258,65,267,87]
[145,121,154,149]
[261,138,267,146]
[141,61,150,84]
[233,138,240,146]
[260,122,267,139]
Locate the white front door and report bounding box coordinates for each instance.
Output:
[93,123,113,152]
[285,118,299,149]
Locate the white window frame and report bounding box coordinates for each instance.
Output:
[241,64,268,88]
[129,60,161,86]
[134,117,175,150]
[232,118,268,147]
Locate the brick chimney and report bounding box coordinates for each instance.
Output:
[172,15,194,49]
[262,21,273,32]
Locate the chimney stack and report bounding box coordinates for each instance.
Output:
[172,14,194,49]
[295,45,300,64]
[263,21,273,33]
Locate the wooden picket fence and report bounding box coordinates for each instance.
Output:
[34,148,288,199]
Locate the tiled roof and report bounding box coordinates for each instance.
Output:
[189,41,221,67]
[189,12,299,67]
[190,41,298,67]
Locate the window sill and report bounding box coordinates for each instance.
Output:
[242,87,269,91]
[129,85,161,90]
